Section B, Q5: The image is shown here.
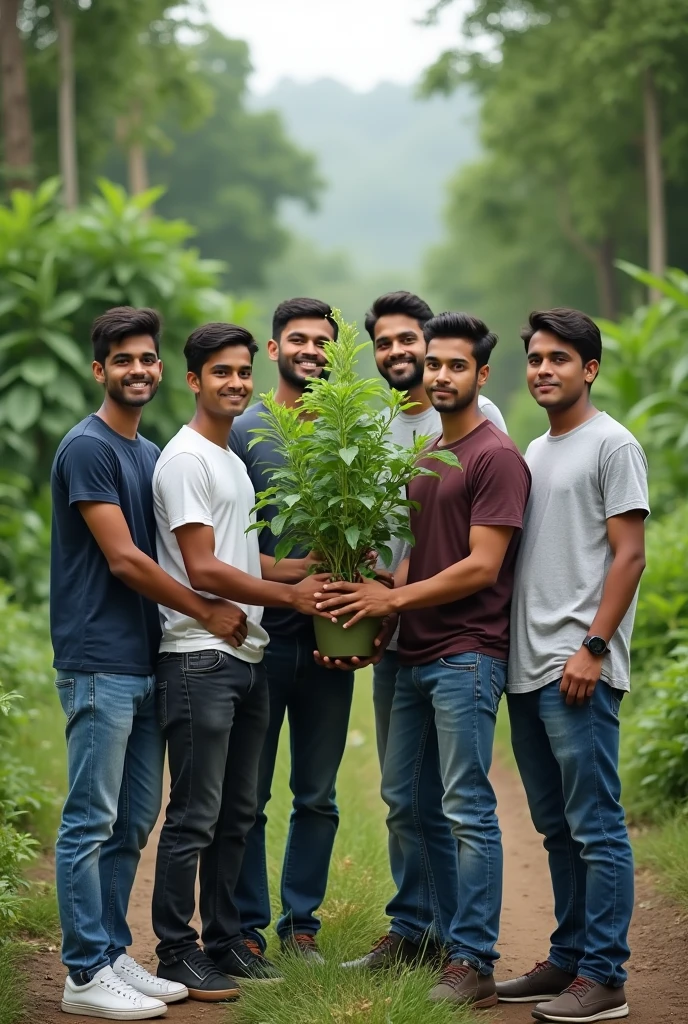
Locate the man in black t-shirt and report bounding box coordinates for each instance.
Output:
[51,307,247,1019]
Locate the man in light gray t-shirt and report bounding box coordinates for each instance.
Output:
[498,308,648,1024]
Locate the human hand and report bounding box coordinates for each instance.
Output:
[314,578,397,627]
[314,614,398,670]
[291,572,335,615]
[560,647,602,706]
[200,598,248,649]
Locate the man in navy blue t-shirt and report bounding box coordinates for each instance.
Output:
[51,307,248,1020]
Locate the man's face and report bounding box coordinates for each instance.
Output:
[267,317,335,390]
[187,344,254,419]
[94,335,162,407]
[526,330,598,411]
[373,314,426,391]
[424,336,487,413]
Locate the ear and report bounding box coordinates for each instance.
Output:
[92,360,105,384]
[267,338,279,363]
[584,359,600,385]
[478,363,490,388]
[158,359,163,382]
[186,369,200,395]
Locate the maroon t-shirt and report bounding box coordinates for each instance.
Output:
[398,420,531,665]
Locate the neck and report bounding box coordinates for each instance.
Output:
[547,393,598,436]
[400,381,433,415]
[188,406,232,449]
[274,377,315,419]
[95,396,143,440]
[439,402,485,446]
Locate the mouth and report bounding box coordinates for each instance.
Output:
[386,359,415,371]
[123,380,152,393]
[432,388,457,397]
[535,382,559,391]
[294,359,323,373]
[219,393,246,402]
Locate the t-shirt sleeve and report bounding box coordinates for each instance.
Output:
[470,448,531,529]
[156,453,214,531]
[228,421,248,463]
[59,434,120,507]
[600,442,650,519]
[479,397,508,434]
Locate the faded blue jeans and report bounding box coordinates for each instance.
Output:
[234,633,354,946]
[55,671,164,981]
[373,650,459,944]
[507,680,633,987]
[382,652,506,972]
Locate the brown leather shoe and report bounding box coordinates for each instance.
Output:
[341,932,438,971]
[532,976,628,1021]
[496,960,577,1002]
[429,960,498,1008]
[281,933,325,964]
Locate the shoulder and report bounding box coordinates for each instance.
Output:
[594,413,646,463]
[524,431,549,464]
[138,434,161,462]
[55,418,114,465]
[478,395,507,433]
[232,402,266,435]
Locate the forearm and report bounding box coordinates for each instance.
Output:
[112,551,208,620]
[191,558,294,608]
[260,553,308,583]
[390,557,496,612]
[394,558,409,588]
[588,550,646,641]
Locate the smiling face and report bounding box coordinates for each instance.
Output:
[268,316,335,391]
[93,334,162,408]
[187,343,254,420]
[373,313,426,391]
[526,330,599,411]
[424,336,489,413]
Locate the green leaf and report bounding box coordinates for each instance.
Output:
[38,329,90,377]
[344,525,361,550]
[339,446,359,466]
[41,291,83,324]
[376,543,394,567]
[271,513,288,536]
[20,357,58,387]
[0,295,18,318]
[274,536,298,562]
[4,385,42,431]
[283,493,301,508]
[357,495,376,509]
[394,526,416,546]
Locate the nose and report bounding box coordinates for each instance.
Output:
[389,340,409,359]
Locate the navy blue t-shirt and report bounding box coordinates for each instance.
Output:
[50,414,162,674]
[230,402,311,638]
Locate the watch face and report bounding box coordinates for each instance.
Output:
[587,636,607,656]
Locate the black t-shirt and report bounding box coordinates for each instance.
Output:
[230,401,312,638]
[50,414,162,674]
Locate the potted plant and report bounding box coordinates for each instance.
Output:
[247,311,460,657]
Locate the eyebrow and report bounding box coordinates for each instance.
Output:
[529,349,572,358]
[211,363,252,372]
[285,330,330,341]
[424,355,469,366]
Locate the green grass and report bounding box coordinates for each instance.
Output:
[0,943,28,1024]
[634,812,688,911]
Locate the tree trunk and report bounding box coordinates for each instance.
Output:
[643,68,666,302]
[592,238,619,320]
[128,140,149,195]
[55,0,79,208]
[0,0,34,190]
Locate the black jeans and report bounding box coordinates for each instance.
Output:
[152,650,269,964]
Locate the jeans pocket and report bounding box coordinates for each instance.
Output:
[184,650,225,674]
[55,676,76,721]
[156,681,168,730]
[490,660,508,715]
[609,687,624,718]
[438,654,478,671]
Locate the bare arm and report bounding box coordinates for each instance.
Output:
[561,510,647,705]
[260,551,318,583]
[78,502,248,646]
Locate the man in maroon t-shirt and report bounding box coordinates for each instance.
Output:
[315,312,531,1008]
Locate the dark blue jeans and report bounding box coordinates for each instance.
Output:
[382,652,506,972]
[507,680,633,987]
[373,650,458,944]
[234,633,354,945]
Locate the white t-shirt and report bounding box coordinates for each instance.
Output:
[153,424,269,664]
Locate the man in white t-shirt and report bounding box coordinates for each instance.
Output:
[151,323,325,1002]
[343,292,507,970]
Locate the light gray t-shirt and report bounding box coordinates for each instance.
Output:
[508,412,649,694]
[153,425,269,664]
[383,394,507,650]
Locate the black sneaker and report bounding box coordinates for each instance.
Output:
[281,933,325,964]
[212,939,283,982]
[158,948,240,1002]
[341,931,439,971]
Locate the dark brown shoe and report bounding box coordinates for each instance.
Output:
[341,932,431,970]
[429,960,498,1008]
[281,933,325,965]
[532,976,628,1021]
[496,960,577,1003]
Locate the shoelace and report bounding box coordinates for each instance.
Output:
[292,934,318,949]
[101,974,145,1002]
[526,960,556,977]
[567,976,597,998]
[185,947,224,979]
[242,939,268,963]
[118,955,170,989]
[370,934,396,954]
[439,962,472,990]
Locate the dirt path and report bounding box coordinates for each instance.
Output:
[26,757,686,1023]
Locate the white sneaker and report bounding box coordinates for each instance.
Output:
[112,954,188,1004]
[61,965,168,1019]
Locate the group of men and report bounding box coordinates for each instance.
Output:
[50,291,648,1023]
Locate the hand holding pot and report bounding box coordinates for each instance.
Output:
[314,613,398,671]
[290,572,336,616]
[314,578,397,626]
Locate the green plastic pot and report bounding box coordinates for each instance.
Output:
[313,614,383,659]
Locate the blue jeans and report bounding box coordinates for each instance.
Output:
[55,671,164,981]
[382,652,506,972]
[234,633,354,945]
[373,650,458,944]
[507,681,633,987]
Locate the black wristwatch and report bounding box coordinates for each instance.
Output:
[583,634,609,657]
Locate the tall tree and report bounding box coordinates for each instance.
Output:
[0,0,34,189]
[55,0,78,207]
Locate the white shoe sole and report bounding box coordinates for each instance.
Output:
[61,998,167,1019]
[533,1004,629,1023]
[153,988,188,1004]
[498,993,561,1003]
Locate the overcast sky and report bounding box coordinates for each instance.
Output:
[203,0,466,93]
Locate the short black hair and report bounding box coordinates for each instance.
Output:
[521,308,602,366]
[364,291,433,341]
[271,297,338,343]
[184,323,258,376]
[424,311,498,370]
[91,306,161,366]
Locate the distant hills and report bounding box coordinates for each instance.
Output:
[252,78,478,271]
